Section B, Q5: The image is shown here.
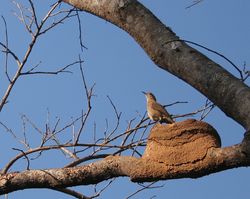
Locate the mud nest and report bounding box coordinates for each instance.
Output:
[142,119,221,165]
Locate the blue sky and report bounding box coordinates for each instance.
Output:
[0,0,250,198]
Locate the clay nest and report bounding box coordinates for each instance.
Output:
[142,119,221,166]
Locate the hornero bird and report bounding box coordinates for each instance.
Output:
[142,92,174,124]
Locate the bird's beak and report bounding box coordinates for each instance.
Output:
[142,91,146,95]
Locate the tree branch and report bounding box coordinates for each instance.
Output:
[0,143,249,195]
[62,0,250,132]
[53,187,90,199]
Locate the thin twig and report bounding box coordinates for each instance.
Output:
[164,39,243,80]
[121,113,147,150]
[92,179,114,198]
[65,154,110,168]
[163,101,188,108]
[28,0,39,28]
[0,121,29,148]
[12,148,30,170]
[74,56,94,144]
[131,120,150,157]
[53,187,91,199]
[21,60,81,75]
[2,142,141,174]
[126,182,163,199]
[21,116,30,149]
[103,120,151,145]
[21,114,43,135]
[0,0,68,112]
[120,117,137,147]
[38,2,76,35]
[105,95,122,139]
[173,101,215,119]
[242,61,250,82]
[199,99,215,120]
[0,41,21,67]
[93,122,97,153]
[76,10,87,51]
[186,0,204,9]
[1,16,11,82]
[40,1,61,27]
[13,1,34,35]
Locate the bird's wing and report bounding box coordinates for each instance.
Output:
[151,102,171,117]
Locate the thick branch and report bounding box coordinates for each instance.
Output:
[0,144,249,195]
[62,0,250,130]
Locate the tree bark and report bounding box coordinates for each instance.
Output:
[62,0,250,131]
[0,146,249,195]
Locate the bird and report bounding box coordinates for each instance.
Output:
[142,91,174,124]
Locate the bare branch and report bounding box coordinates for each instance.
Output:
[1,144,249,195]
[0,41,21,68]
[2,140,145,174]
[173,101,215,119]
[199,99,215,120]
[20,114,43,135]
[163,101,188,108]
[76,10,88,51]
[51,187,91,199]
[21,115,30,149]
[242,61,250,82]
[120,117,137,147]
[51,134,78,159]
[126,182,163,199]
[1,144,75,174]
[103,121,150,146]
[21,113,78,159]
[74,56,94,144]
[42,111,75,159]
[131,120,149,157]
[53,187,91,199]
[1,16,11,82]
[27,0,39,29]
[0,121,29,148]
[39,8,76,35]
[105,95,122,139]
[21,60,81,75]
[120,113,149,156]
[186,0,204,9]
[65,154,110,168]
[12,148,30,171]
[40,1,62,27]
[12,1,34,35]
[0,31,35,111]
[0,0,73,112]
[92,179,114,198]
